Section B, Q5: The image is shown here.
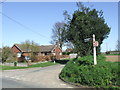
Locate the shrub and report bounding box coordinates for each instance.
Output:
[59,55,70,59]
[44,55,51,61]
[59,55,120,88]
[62,52,72,55]
[14,61,17,66]
[36,55,70,62]
[2,46,17,63]
[36,55,56,62]
[36,55,49,62]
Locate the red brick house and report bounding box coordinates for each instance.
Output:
[11,42,62,61]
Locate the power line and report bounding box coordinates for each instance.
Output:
[0,11,49,39]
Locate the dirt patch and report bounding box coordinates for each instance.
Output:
[106,55,120,62]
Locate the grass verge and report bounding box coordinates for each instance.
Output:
[59,55,120,89]
[0,61,59,70]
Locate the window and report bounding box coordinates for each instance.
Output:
[17,52,22,57]
[45,52,47,55]
[25,56,30,60]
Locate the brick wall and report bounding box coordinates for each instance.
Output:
[11,45,21,53]
[53,42,62,59]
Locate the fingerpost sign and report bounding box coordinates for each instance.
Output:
[93,34,99,65]
[93,41,99,47]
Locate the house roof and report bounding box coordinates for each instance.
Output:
[40,45,55,52]
[13,44,55,53]
[22,53,30,56]
[14,44,28,52]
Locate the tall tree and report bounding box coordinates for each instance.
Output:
[65,2,110,56]
[21,40,40,61]
[50,21,66,49]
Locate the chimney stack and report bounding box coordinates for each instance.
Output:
[56,41,59,46]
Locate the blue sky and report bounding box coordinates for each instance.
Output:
[1,2,118,52]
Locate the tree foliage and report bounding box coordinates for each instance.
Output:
[65,2,110,56]
[51,21,66,49]
[21,40,40,52]
[2,46,16,63]
[21,40,40,61]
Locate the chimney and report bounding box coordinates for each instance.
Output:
[56,41,59,46]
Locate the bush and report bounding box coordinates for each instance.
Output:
[14,61,17,66]
[36,55,70,62]
[59,55,70,59]
[2,46,17,63]
[59,55,120,88]
[62,52,71,55]
[36,55,57,62]
[36,55,51,62]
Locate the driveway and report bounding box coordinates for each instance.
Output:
[1,64,76,88]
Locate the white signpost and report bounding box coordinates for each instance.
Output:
[93,34,99,65]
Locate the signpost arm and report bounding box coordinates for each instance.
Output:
[93,34,97,65]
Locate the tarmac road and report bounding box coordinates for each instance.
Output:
[2,77,44,88]
[2,64,76,88]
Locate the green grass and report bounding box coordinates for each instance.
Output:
[0,61,59,70]
[29,61,58,68]
[0,65,28,70]
[59,55,120,89]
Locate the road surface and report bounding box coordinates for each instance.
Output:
[1,64,76,88]
[2,77,44,88]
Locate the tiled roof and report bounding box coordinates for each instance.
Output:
[14,44,55,52]
[14,44,28,52]
[40,45,55,52]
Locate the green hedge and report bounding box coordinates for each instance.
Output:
[59,55,120,88]
[62,52,73,55]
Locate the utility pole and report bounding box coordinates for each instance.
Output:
[93,34,97,65]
